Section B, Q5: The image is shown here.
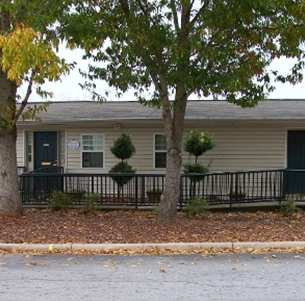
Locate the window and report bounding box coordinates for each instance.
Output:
[154,134,167,168]
[82,134,104,168]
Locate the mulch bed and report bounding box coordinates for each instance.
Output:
[0,209,304,244]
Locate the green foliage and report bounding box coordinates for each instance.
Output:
[183,130,213,199]
[184,130,215,162]
[110,132,136,162]
[184,197,210,217]
[109,162,136,187]
[109,161,136,173]
[183,162,209,185]
[48,190,73,211]
[280,199,303,218]
[82,193,100,214]
[58,1,305,105]
[109,132,136,187]
[183,162,209,174]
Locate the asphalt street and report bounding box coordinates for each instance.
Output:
[0,252,304,301]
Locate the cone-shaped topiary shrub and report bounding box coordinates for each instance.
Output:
[183,130,215,198]
[109,132,136,188]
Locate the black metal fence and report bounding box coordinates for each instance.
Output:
[19,168,305,208]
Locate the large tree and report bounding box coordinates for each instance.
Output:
[60,0,305,221]
[0,0,72,215]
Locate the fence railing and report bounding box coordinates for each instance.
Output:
[25,167,64,174]
[19,168,304,208]
[181,169,286,206]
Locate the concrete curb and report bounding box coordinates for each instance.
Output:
[0,243,72,251]
[72,242,234,251]
[1,242,305,252]
[232,241,305,249]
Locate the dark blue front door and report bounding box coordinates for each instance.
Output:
[34,132,58,169]
[286,130,305,194]
[33,132,62,193]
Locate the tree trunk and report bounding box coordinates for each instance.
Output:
[0,126,23,216]
[158,95,187,221]
[158,145,183,221]
[0,71,24,216]
[157,2,191,221]
[0,7,23,216]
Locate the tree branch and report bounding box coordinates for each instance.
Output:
[170,0,180,32]
[189,0,211,27]
[137,0,148,16]
[14,72,34,122]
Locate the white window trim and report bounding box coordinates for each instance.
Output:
[59,130,67,171]
[153,133,167,169]
[81,133,105,169]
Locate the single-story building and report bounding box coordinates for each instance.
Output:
[16,99,305,174]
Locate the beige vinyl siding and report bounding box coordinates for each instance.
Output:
[125,131,154,172]
[66,128,92,172]
[66,126,164,173]
[191,123,285,172]
[17,121,305,174]
[16,124,158,173]
[64,122,287,173]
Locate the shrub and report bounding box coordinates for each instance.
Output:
[48,190,73,211]
[110,132,136,162]
[109,132,136,188]
[82,193,100,214]
[280,198,303,218]
[183,130,214,199]
[184,196,210,217]
[183,162,209,182]
[184,130,215,163]
[109,162,136,187]
[183,162,209,174]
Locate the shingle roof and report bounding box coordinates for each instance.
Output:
[17,99,305,124]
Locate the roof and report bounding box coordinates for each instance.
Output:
[17,99,305,124]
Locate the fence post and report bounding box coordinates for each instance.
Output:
[179,175,183,211]
[229,173,234,207]
[135,175,138,209]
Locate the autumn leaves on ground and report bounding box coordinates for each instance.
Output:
[0,208,304,245]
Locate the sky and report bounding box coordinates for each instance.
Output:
[18,48,305,102]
